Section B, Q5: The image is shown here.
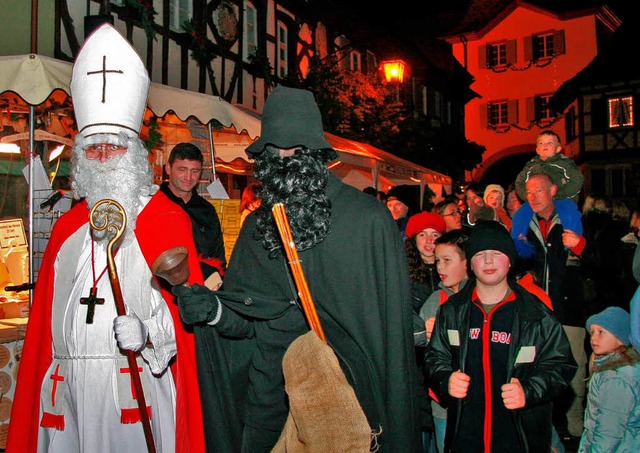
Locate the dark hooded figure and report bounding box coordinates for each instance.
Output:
[173,85,422,452]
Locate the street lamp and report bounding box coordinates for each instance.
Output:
[381,60,406,84]
[380,60,406,103]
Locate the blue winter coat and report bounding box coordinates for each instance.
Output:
[578,348,640,453]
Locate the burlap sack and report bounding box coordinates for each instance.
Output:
[272,331,372,452]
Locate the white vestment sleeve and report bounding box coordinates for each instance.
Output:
[137,300,177,375]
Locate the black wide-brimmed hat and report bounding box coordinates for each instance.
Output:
[245,85,333,157]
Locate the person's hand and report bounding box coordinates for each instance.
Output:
[172,283,219,325]
[468,202,484,222]
[562,229,581,248]
[425,317,436,340]
[448,370,470,399]
[501,377,526,409]
[496,207,510,221]
[113,313,148,352]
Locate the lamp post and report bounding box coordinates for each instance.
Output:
[380,60,406,103]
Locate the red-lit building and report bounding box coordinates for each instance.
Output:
[443,0,621,193]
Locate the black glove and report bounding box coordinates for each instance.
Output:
[172,283,220,325]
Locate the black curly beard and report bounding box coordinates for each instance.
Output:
[252,146,336,257]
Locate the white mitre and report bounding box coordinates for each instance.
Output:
[70,23,150,142]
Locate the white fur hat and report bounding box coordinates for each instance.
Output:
[483,184,505,206]
[70,23,149,141]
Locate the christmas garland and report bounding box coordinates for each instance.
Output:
[124,0,157,41]
[182,19,217,67]
[247,52,274,87]
[143,116,164,151]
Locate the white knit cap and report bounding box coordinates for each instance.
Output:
[70,23,149,140]
[483,184,505,206]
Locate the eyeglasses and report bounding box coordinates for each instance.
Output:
[442,209,463,217]
[84,143,127,160]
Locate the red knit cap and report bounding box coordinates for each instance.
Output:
[405,212,446,238]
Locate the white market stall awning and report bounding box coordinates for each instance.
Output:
[0,54,262,139]
[147,83,261,139]
[0,54,264,288]
[0,54,72,105]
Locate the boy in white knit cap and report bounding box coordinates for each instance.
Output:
[483,183,512,230]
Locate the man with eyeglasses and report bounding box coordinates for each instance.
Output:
[434,198,468,233]
[7,24,207,452]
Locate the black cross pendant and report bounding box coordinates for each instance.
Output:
[80,287,105,324]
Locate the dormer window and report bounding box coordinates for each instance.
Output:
[609,96,634,128]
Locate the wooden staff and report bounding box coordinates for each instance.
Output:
[90,199,156,453]
[272,203,326,343]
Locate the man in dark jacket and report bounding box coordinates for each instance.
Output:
[160,142,226,284]
[510,172,593,439]
[425,220,576,452]
[173,86,422,452]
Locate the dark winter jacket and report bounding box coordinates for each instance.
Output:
[511,205,596,326]
[159,182,226,277]
[425,281,577,453]
[208,173,422,452]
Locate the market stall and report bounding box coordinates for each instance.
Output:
[0,53,262,284]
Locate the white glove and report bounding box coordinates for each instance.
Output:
[114,313,149,352]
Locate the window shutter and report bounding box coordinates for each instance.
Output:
[508,99,519,124]
[507,40,517,66]
[590,98,606,132]
[564,107,574,140]
[554,30,566,55]
[335,35,350,72]
[523,36,533,62]
[479,45,488,69]
[526,97,536,122]
[366,51,376,75]
[480,103,488,128]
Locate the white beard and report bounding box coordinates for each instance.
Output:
[84,160,142,246]
[71,133,156,246]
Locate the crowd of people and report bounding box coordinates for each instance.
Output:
[6,23,639,453]
[362,128,640,452]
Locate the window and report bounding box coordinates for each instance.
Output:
[243,0,257,62]
[169,0,193,32]
[608,96,634,128]
[481,100,518,128]
[276,22,288,78]
[565,106,577,141]
[480,40,516,69]
[590,166,632,198]
[488,102,509,126]
[488,43,508,67]
[535,95,554,121]
[525,30,565,61]
[421,85,428,116]
[366,50,377,75]
[350,51,361,72]
[533,32,554,59]
[334,35,351,72]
